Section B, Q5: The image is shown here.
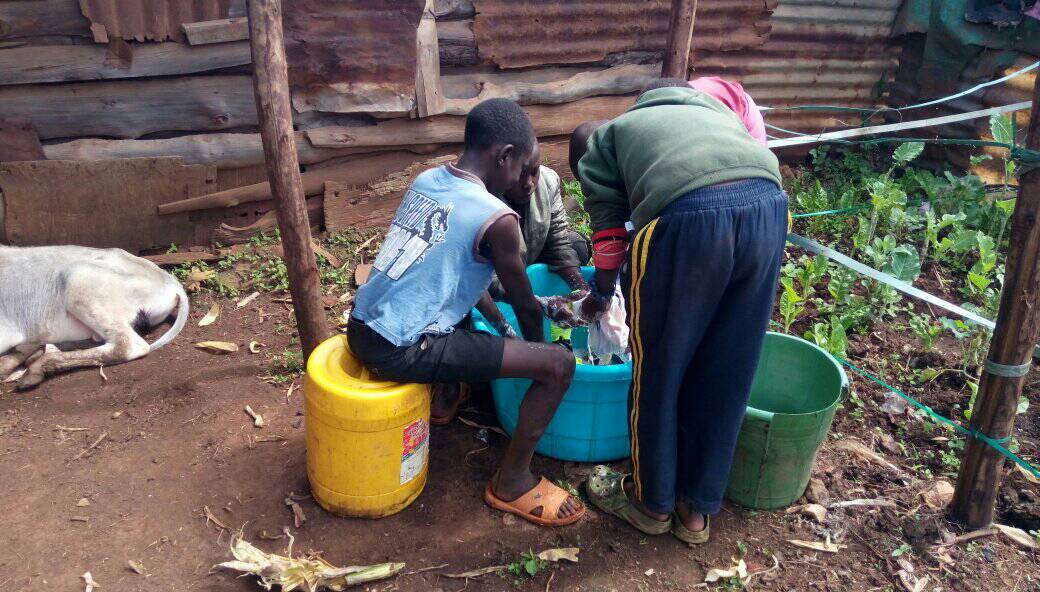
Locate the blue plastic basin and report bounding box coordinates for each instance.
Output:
[472,264,632,462]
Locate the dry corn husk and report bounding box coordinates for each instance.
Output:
[214,536,404,592]
[994,523,1038,549]
[195,341,239,354]
[705,558,749,584]
[184,268,216,292]
[787,535,846,554]
[237,291,261,308]
[198,303,220,326]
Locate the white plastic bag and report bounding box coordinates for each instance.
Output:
[588,286,629,362]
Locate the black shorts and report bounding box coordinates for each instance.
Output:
[346,317,505,384]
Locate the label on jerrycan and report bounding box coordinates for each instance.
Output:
[400,418,429,485]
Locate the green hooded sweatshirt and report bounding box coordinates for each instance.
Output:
[577,86,782,232]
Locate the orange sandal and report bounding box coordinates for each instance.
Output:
[483,477,586,527]
[430,383,471,425]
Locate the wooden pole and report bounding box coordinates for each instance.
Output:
[246,0,329,358]
[950,72,1040,528]
[661,0,698,79]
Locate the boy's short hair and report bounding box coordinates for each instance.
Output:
[569,120,607,179]
[639,77,691,96]
[464,98,536,156]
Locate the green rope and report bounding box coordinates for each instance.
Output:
[792,205,870,219]
[1011,145,1040,175]
[800,136,1040,172]
[835,356,1040,480]
[793,201,928,221]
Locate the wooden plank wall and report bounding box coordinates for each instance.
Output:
[0,0,763,252]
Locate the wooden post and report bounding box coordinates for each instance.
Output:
[661,0,698,79]
[414,0,445,118]
[950,72,1040,528]
[246,0,330,358]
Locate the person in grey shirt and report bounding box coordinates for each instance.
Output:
[486,143,591,299]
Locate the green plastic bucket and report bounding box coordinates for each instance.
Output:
[725,332,847,510]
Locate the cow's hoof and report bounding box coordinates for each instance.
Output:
[15,372,43,390]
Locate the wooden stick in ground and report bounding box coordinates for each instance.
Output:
[246,0,329,358]
[950,71,1040,528]
[660,0,698,79]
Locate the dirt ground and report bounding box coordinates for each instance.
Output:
[2,286,1038,591]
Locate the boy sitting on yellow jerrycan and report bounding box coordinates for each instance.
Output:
[346,98,585,526]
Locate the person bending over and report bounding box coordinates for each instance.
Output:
[563,79,788,544]
[348,98,584,527]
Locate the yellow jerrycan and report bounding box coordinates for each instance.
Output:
[305,334,431,518]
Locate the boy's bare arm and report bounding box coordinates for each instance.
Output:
[485,216,545,343]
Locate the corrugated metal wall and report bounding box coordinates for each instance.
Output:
[701,0,903,134]
[77,0,232,42]
[445,0,903,136]
[472,0,774,69]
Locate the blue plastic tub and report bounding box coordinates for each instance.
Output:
[472,264,632,462]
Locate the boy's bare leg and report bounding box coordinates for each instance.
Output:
[492,339,581,518]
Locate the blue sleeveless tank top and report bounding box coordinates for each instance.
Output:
[352,165,515,346]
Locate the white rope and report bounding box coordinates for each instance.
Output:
[766,101,1032,149]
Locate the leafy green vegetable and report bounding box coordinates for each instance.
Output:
[892,141,925,165]
[989,114,1015,146]
[884,245,922,283]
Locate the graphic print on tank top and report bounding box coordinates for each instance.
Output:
[374,189,454,280]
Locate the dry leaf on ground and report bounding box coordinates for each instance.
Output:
[195,341,239,354]
[76,497,90,507]
[184,268,216,291]
[313,242,341,268]
[880,392,909,415]
[787,536,847,554]
[897,569,929,592]
[537,547,579,563]
[128,560,146,575]
[198,303,220,326]
[1017,464,1040,485]
[920,480,955,510]
[786,503,828,521]
[355,235,377,254]
[285,495,306,528]
[705,559,749,584]
[82,572,99,592]
[248,341,265,354]
[994,523,1038,549]
[834,439,900,472]
[214,536,404,591]
[237,291,261,308]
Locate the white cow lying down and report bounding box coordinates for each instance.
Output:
[0,245,188,390]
